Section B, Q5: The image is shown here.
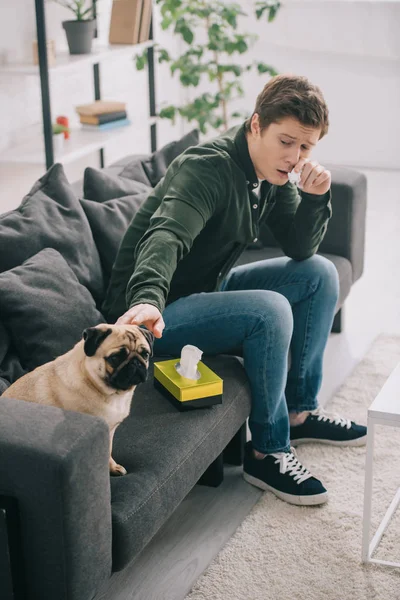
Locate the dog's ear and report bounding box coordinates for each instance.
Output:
[141,328,154,356]
[83,326,112,357]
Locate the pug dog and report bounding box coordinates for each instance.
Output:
[2,324,154,476]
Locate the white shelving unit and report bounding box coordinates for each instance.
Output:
[0,41,153,77]
[0,125,133,166]
[0,0,157,169]
[0,117,157,166]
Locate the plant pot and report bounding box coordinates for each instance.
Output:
[62,20,96,55]
[53,134,64,156]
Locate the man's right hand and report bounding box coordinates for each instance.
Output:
[116,303,165,338]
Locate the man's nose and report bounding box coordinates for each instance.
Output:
[286,146,300,167]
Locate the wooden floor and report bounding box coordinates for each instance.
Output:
[2,167,400,599]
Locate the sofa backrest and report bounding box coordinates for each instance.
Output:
[0,130,200,392]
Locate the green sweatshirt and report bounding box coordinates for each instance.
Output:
[102,123,332,321]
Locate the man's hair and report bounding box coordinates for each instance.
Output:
[245,74,329,139]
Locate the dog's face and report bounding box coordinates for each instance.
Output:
[82,324,154,392]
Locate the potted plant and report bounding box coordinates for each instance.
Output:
[52,123,70,155]
[52,1,97,55]
[135,1,281,134]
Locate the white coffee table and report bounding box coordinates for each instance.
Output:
[362,362,400,567]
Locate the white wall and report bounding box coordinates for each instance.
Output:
[0,0,399,210]
[232,0,400,170]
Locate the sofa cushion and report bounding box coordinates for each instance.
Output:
[83,168,151,203]
[0,321,26,392]
[0,378,9,394]
[0,328,9,391]
[0,351,26,393]
[135,128,200,187]
[114,129,200,187]
[0,321,10,367]
[110,354,250,570]
[320,253,352,310]
[80,191,149,281]
[0,326,25,394]
[108,154,153,188]
[235,247,352,311]
[0,305,29,395]
[0,248,104,371]
[75,129,200,200]
[0,163,105,303]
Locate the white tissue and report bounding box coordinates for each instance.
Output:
[175,345,203,380]
[288,168,302,187]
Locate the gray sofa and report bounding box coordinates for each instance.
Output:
[0,130,367,600]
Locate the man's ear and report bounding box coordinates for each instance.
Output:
[83,326,112,357]
[141,328,154,356]
[251,112,260,136]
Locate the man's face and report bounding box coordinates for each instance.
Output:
[246,115,321,185]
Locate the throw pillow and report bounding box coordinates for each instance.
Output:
[80,190,149,280]
[82,129,199,202]
[0,248,104,371]
[83,167,151,202]
[0,379,9,395]
[0,321,10,366]
[0,321,25,394]
[119,129,200,187]
[140,129,200,187]
[0,350,26,393]
[0,163,105,303]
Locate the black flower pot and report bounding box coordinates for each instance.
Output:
[62,20,96,55]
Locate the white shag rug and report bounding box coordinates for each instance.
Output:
[186,335,400,600]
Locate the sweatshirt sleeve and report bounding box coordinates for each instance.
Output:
[125,157,221,313]
[265,182,332,260]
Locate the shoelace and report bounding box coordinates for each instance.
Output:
[310,407,351,429]
[270,447,312,485]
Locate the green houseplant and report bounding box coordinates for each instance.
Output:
[136,0,281,134]
[53,0,97,55]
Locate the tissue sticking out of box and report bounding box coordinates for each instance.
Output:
[175,345,203,380]
[288,168,302,187]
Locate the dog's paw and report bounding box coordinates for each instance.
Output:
[109,458,127,476]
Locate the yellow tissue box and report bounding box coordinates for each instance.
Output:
[153,359,223,411]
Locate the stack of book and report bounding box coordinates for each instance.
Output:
[75,100,131,131]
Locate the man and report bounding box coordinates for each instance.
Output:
[102,74,366,506]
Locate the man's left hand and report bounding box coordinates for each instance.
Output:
[293,159,331,196]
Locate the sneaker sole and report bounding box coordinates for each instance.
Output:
[243,472,328,506]
[290,435,367,448]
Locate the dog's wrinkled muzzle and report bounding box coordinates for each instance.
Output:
[109,357,148,390]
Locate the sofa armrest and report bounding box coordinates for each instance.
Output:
[0,397,112,600]
[318,166,367,283]
[259,166,367,283]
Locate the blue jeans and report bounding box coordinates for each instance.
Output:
[153,255,339,454]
